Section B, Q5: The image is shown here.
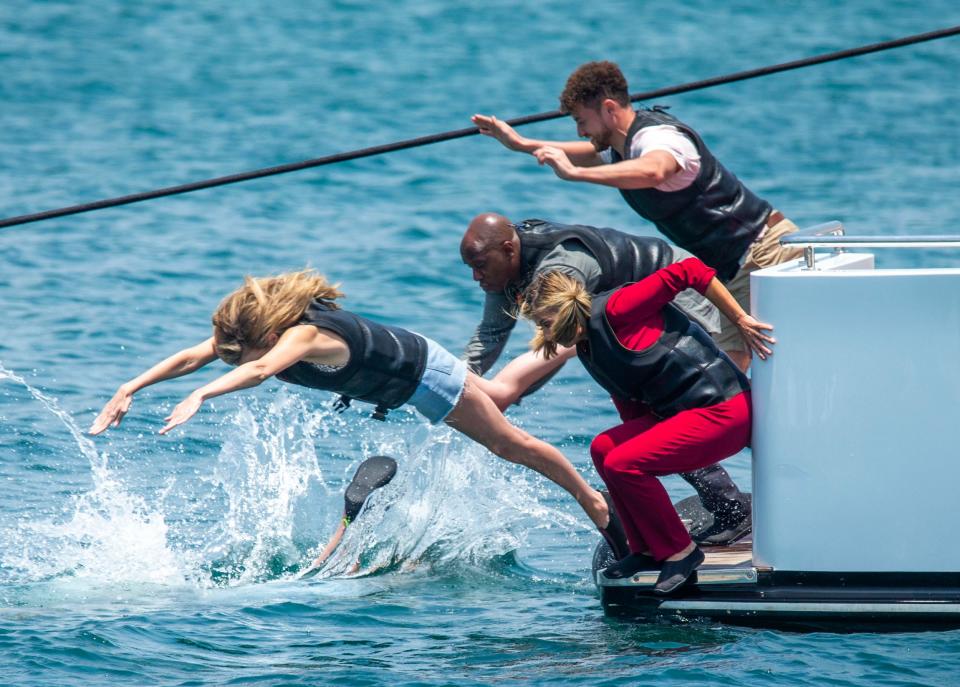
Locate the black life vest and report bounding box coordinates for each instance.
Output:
[275,301,427,420]
[576,291,749,418]
[515,219,673,293]
[609,107,772,282]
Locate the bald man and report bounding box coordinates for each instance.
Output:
[460,213,751,546]
[461,213,718,387]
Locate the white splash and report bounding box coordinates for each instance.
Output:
[194,390,337,585]
[1,362,590,598]
[316,422,586,579]
[0,362,188,590]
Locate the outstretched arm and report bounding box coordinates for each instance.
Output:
[533,148,679,188]
[463,293,518,376]
[158,325,328,434]
[88,337,217,435]
[703,278,775,360]
[473,346,577,411]
[471,114,601,166]
[607,257,776,360]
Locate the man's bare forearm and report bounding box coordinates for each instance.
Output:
[521,139,600,165]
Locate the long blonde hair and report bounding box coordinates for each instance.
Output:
[212,269,344,364]
[519,271,592,358]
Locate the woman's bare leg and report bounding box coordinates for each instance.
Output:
[301,519,347,577]
[445,372,608,528]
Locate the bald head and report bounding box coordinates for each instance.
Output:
[460,212,522,293]
[460,213,517,258]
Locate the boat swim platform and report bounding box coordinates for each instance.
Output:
[595,537,960,632]
[597,540,756,589]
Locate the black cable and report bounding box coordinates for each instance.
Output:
[2,24,958,230]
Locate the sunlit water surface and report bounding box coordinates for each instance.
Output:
[2,1,959,685]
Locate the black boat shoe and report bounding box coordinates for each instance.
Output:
[692,508,751,546]
[597,490,630,561]
[602,552,661,579]
[654,546,705,595]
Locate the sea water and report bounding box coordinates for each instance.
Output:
[1,1,959,684]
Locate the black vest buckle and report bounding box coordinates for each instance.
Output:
[371,403,389,421]
[333,395,352,413]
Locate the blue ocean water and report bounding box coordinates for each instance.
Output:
[1,1,959,684]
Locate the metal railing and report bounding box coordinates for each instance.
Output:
[779,221,845,269]
[780,221,960,269]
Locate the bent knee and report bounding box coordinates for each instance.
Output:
[590,432,616,471]
[603,447,654,478]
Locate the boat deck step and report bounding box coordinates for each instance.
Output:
[597,542,757,587]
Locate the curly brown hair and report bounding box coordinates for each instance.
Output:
[559,61,630,113]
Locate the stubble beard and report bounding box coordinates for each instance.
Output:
[590,129,612,152]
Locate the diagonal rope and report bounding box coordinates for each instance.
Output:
[2,24,958,230]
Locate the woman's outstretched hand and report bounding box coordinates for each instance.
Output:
[736,314,776,360]
[88,385,134,435]
[159,392,204,435]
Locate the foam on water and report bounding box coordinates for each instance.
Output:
[192,391,335,585]
[317,420,584,579]
[0,364,586,603]
[200,389,586,584]
[0,362,190,597]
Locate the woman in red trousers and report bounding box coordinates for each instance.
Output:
[520,257,774,594]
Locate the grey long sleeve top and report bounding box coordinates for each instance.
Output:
[463,240,721,375]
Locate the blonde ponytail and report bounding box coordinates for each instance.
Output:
[212,269,344,364]
[519,271,592,358]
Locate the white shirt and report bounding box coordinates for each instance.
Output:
[600,124,701,192]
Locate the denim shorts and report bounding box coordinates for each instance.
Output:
[406,337,468,424]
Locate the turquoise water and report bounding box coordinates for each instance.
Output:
[2,1,960,684]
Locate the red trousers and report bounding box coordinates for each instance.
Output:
[590,391,752,560]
